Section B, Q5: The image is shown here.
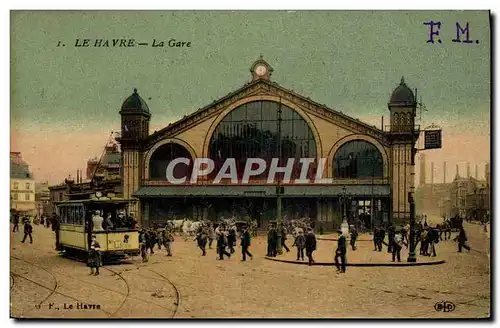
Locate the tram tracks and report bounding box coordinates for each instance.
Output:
[11,246,181,318]
[102,267,130,317]
[11,255,59,309]
[10,255,112,317]
[146,269,181,318]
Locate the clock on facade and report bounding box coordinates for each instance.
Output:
[255,65,267,76]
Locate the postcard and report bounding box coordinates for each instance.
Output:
[10,10,491,319]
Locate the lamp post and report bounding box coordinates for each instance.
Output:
[338,186,352,230]
[276,98,283,254]
[407,119,418,263]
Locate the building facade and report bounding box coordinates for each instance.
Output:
[35,182,51,217]
[118,59,421,230]
[10,152,36,215]
[86,141,121,181]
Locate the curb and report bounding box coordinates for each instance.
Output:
[317,237,374,242]
[264,257,446,267]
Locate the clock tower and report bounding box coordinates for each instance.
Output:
[118,88,151,221]
[250,55,273,81]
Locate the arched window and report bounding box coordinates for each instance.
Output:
[333,140,383,179]
[393,112,400,126]
[208,101,317,181]
[149,143,193,180]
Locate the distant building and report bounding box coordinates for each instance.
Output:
[86,142,120,181]
[10,152,36,216]
[465,180,490,220]
[415,182,452,217]
[448,176,489,218]
[49,140,122,214]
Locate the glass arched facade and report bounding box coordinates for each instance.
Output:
[208,100,317,180]
[149,143,193,180]
[333,140,384,178]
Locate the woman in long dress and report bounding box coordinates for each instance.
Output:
[88,235,102,276]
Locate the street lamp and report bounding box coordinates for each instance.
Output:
[407,120,418,263]
[276,98,283,254]
[338,186,352,224]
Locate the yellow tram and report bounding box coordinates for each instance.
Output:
[55,197,140,261]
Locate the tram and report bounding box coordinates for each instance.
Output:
[54,195,140,261]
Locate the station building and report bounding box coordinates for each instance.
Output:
[118,58,419,230]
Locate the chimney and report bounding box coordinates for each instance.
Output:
[419,153,426,186]
[455,163,460,179]
[76,170,79,184]
[443,161,447,183]
[467,163,470,178]
[475,164,478,179]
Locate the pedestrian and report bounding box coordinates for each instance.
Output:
[305,227,317,266]
[292,230,306,260]
[227,226,236,254]
[163,228,174,256]
[373,227,379,251]
[45,214,51,228]
[21,217,33,244]
[267,225,278,257]
[335,230,347,273]
[349,225,358,251]
[280,225,290,252]
[455,225,471,253]
[217,229,231,260]
[51,213,61,251]
[420,228,429,256]
[208,224,215,249]
[387,225,395,253]
[87,235,101,276]
[139,229,149,263]
[392,231,406,262]
[146,229,158,255]
[426,227,439,257]
[240,225,253,261]
[377,227,386,251]
[195,225,208,256]
[12,212,19,232]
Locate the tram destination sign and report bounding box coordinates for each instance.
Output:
[424,129,442,149]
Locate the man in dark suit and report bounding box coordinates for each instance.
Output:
[335,230,347,273]
[12,212,19,232]
[240,225,253,261]
[456,225,471,253]
[21,217,33,244]
[51,213,61,251]
[305,228,317,266]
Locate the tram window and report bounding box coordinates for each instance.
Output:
[77,207,84,225]
[60,207,66,223]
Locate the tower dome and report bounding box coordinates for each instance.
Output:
[120,88,150,114]
[389,77,415,105]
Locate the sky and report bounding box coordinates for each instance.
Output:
[10,10,491,185]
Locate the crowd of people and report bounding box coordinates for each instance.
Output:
[12,210,478,277]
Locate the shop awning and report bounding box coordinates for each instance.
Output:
[134,184,391,198]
